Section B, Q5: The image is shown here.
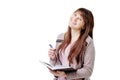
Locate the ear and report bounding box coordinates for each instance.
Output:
[81,22,86,30]
[81,25,85,30]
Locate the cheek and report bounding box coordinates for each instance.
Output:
[70,18,72,22]
[68,18,72,26]
[69,17,73,24]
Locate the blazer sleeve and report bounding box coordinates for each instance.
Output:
[49,33,64,66]
[66,39,95,79]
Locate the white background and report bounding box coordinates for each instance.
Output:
[0,0,120,80]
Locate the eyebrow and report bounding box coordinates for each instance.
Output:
[75,13,82,19]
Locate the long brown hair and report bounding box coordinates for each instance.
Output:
[57,8,94,64]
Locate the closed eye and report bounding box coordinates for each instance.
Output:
[74,13,77,16]
[79,18,82,21]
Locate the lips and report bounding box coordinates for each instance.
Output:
[73,22,77,25]
[69,20,77,26]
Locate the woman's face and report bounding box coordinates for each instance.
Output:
[69,11,85,30]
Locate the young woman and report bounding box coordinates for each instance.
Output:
[48,8,95,80]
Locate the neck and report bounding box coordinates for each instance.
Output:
[71,29,80,43]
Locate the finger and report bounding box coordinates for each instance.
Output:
[49,70,58,76]
[48,69,59,76]
[48,54,54,58]
[56,71,64,74]
[48,53,55,57]
[49,48,55,51]
[48,50,55,54]
[48,68,56,73]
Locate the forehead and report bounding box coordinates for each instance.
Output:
[74,11,83,18]
[74,11,82,15]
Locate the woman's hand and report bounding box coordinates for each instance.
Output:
[48,48,56,60]
[48,68,67,77]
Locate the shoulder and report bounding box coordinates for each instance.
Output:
[55,33,65,48]
[57,33,65,40]
[86,36,94,46]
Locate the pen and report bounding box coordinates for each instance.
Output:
[49,44,53,48]
[49,44,56,51]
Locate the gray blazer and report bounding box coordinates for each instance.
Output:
[50,33,95,80]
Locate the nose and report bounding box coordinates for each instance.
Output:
[73,17,77,22]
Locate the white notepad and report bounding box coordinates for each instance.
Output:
[39,60,76,72]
